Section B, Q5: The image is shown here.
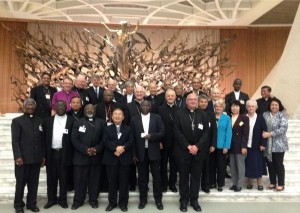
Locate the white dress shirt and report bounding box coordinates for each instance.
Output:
[247,113,257,148]
[52,114,67,149]
[234,90,240,100]
[141,113,150,148]
[127,94,134,103]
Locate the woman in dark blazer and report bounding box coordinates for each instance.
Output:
[229,100,249,192]
[263,98,288,192]
[245,100,267,191]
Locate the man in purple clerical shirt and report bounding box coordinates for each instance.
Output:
[51,77,80,115]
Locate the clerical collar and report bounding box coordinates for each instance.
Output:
[24,113,34,118]
[167,103,174,107]
[135,99,143,104]
[88,118,93,121]
[74,111,78,114]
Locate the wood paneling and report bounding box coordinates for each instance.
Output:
[0,21,27,113]
[220,27,291,97]
[0,21,291,112]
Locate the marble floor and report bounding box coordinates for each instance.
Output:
[3,201,300,213]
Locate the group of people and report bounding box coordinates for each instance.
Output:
[11,73,289,213]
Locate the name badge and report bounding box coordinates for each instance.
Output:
[45,94,50,99]
[117,132,122,139]
[107,122,113,126]
[86,96,89,101]
[240,100,245,105]
[79,125,86,132]
[208,122,211,128]
[141,133,147,138]
[39,124,43,132]
[239,121,244,126]
[198,123,203,130]
[63,129,68,134]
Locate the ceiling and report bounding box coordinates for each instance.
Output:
[0,0,299,26]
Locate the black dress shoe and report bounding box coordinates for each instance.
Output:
[180,203,188,212]
[138,202,147,209]
[169,186,178,193]
[15,209,24,213]
[120,206,128,212]
[225,172,231,178]
[59,202,68,209]
[209,184,216,189]
[234,187,242,192]
[26,206,40,212]
[191,202,202,212]
[156,201,164,210]
[217,186,223,192]
[44,201,57,209]
[202,188,210,193]
[105,204,116,211]
[71,204,80,210]
[229,185,236,190]
[91,203,99,209]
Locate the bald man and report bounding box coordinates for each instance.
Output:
[72,73,90,107]
[107,79,123,104]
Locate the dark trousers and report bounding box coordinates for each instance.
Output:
[137,149,162,203]
[65,166,73,191]
[201,152,209,189]
[99,164,108,192]
[14,164,41,210]
[73,165,101,206]
[209,149,227,187]
[46,149,67,204]
[106,163,131,207]
[176,154,203,204]
[267,152,285,186]
[129,164,137,188]
[160,148,177,189]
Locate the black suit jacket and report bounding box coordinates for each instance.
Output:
[102,124,133,166]
[113,91,124,103]
[173,108,209,158]
[131,114,164,162]
[230,114,249,154]
[11,114,44,164]
[120,94,136,106]
[145,95,164,113]
[249,114,267,150]
[95,102,126,123]
[174,96,187,109]
[207,100,214,112]
[43,115,74,166]
[30,85,57,119]
[225,91,249,114]
[67,108,84,121]
[72,86,90,107]
[86,86,104,105]
[157,104,179,149]
[72,117,106,166]
[126,101,141,124]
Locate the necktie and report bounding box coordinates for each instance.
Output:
[116,125,120,134]
[95,87,98,98]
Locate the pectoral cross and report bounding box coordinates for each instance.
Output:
[191,122,195,131]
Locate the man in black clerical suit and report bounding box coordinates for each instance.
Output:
[120,80,136,105]
[174,93,209,212]
[256,85,282,115]
[184,77,206,97]
[30,72,57,119]
[72,73,90,107]
[174,84,186,109]
[11,98,45,213]
[198,94,217,194]
[107,79,123,103]
[86,74,104,105]
[102,108,133,212]
[71,104,106,210]
[95,89,125,124]
[126,85,145,191]
[145,82,164,113]
[67,96,84,121]
[157,89,178,193]
[225,78,249,114]
[131,100,164,210]
[43,101,74,209]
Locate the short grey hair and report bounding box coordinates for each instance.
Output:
[214,99,226,109]
[246,100,258,109]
